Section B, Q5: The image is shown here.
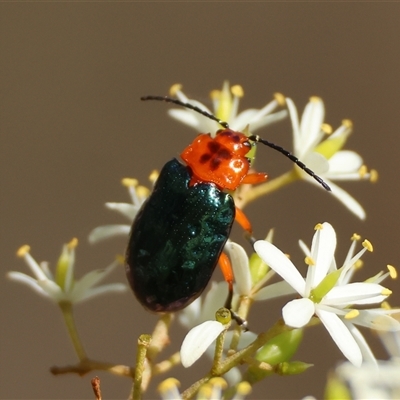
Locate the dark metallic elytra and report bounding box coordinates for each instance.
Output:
[125,158,235,312]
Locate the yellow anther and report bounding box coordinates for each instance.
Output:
[387,265,397,279]
[370,169,378,183]
[67,238,78,249]
[169,84,182,97]
[309,96,322,103]
[122,178,138,188]
[321,123,333,134]
[231,85,244,97]
[358,165,368,178]
[305,256,315,266]
[236,381,252,396]
[382,288,392,296]
[115,254,125,265]
[148,170,159,184]
[209,377,228,389]
[314,223,323,230]
[345,309,359,319]
[342,119,353,129]
[157,377,180,393]
[354,260,363,269]
[198,383,213,398]
[351,233,361,241]
[136,185,150,198]
[210,89,221,100]
[362,239,373,252]
[274,92,286,106]
[17,245,30,257]
[381,301,391,310]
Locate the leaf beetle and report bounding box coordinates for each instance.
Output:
[125,95,330,317]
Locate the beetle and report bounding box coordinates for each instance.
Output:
[125,95,330,315]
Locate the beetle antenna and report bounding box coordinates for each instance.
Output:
[248,135,331,191]
[141,95,230,129]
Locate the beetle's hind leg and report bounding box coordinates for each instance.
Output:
[218,252,248,330]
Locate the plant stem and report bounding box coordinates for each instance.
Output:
[240,170,298,208]
[59,301,87,361]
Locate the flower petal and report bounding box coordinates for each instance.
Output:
[88,224,131,243]
[71,261,120,300]
[227,242,251,296]
[7,272,50,298]
[282,298,315,328]
[306,222,336,292]
[324,180,366,220]
[323,283,387,306]
[299,97,325,156]
[316,307,362,366]
[254,240,306,296]
[327,151,363,174]
[180,320,225,367]
[105,202,140,220]
[344,322,377,365]
[253,280,296,301]
[76,283,127,302]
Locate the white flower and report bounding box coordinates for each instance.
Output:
[254,222,399,367]
[179,238,294,372]
[7,239,126,304]
[168,82,287,135]
[336,360,400,399]
[88,175,154,243]
[287,97,377,219]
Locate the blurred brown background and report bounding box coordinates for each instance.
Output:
[1,3,399,399]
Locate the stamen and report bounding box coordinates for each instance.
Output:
[345,309,359,319]
[122,178,138,188]
[115,254,125,265]
[382,288,392,296]
[321,123,333,134]
[351,233,361,241]
[342,119,353,129]
[231,85,244,97]
[362,239,373,252]
[67,238,78,249]
[273,92,285,106]
[169,84,182,97]
[148,170,159,184]
[157,377,180,394]
[370,169,378,183]
[354,260,363,269]
[210,89,220,100]
[387,264,397,279]
[136,185,150,198]
[381,301,391,310]
[309,96,321,103]
[209,377,228,389]
[236,381,252,397]
[17,245,30,257]
[305,256,315,266]
[314,223,323,230]
[358,165,368,178]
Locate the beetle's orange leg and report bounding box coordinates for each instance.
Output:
[235,206,253,234]
[218,252,248,328]
[241,172,268,185]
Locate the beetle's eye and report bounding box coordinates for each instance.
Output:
[244,141,251,148]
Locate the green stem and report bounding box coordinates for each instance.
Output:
[240,170,298,208]
[59,301,87,361]
[131,334,152,400]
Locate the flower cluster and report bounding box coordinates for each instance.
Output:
[6,81,398,400]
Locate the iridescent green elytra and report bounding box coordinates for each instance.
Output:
[125,158,235,312]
